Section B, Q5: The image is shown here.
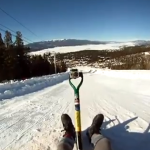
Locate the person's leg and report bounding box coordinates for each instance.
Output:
[91,134,111,150]
[88,114,112,150]
[57,136,75,150]
[57,114,75,150]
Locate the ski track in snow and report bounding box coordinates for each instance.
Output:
[0,70,150,150]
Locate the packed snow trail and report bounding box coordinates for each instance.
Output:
[0,71,150,150]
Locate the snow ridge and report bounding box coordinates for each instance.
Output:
[0,73,69,101]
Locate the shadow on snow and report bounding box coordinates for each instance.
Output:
[81,116,150,150]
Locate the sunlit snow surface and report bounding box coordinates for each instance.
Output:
[0,68,150,150]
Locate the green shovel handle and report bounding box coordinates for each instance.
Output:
[69,75,83,97]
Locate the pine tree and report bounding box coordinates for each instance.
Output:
[14,31,30,79]
[15,31,24,47]
[0,33,4,47]
[60,61,67,72]
[0,30,68,82]
[4,31,13,48]
[0,33,5,81]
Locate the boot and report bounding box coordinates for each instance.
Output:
[87,114,104,142]
[61,114,76,140]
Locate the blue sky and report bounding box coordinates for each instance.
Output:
[0,0,150,43]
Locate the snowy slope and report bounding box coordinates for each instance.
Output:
[29,42,135,55]
[0,69,150,150]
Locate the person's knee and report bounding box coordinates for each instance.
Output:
[57,143,73,150]
[57,137,74,150]
[101,138,111,144]
[94,138,112,150]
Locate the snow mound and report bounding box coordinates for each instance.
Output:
[0,73,69,100]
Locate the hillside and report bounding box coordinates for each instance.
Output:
[1,29,150,83]
[34,45,150,70]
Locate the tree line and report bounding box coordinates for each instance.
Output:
[0,31,67,82]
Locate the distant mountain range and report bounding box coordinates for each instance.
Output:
[26,39,150,52]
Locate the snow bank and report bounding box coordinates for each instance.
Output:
[0,73,69,100]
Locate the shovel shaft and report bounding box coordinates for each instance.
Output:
[69,69,83,150]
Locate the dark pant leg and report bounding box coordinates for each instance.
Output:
[57,137,75,150]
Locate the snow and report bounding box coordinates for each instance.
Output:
[75,66,150,80]
[0,73,69,101]
[29,42,135,55]
[144,52,150,55]
[0,68,150,150]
